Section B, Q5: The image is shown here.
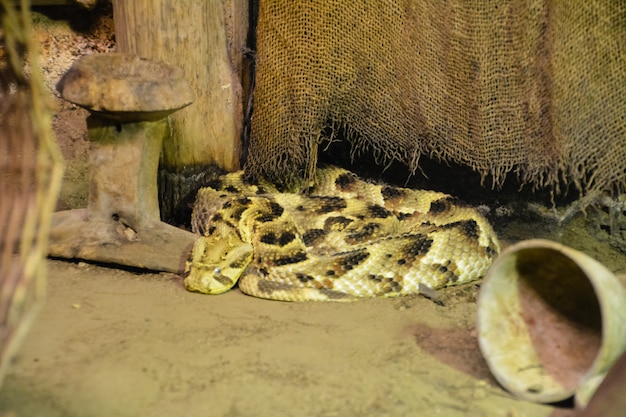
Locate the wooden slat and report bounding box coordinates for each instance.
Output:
[112,0,246,172]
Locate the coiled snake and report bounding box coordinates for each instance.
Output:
[184,166,500,301]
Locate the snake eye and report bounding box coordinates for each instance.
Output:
[213,267,222,276]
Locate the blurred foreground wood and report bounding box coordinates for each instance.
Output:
[0,0,64,390]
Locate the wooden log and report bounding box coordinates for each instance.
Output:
[112,0,247,222]
[113,0,244,171]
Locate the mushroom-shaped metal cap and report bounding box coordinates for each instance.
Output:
[56,53,195,122]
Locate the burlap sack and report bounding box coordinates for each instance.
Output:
[245,0,625,198]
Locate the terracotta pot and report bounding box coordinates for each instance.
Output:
[477,239,626,406]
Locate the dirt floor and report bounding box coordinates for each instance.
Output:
[0,258,577,417]
[2,3,626,417]
[5,211,626,417]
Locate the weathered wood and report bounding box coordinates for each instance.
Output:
[222,0,249,87]
[112,0,245,172]
[49,53,199,273]
[16,0,97,7]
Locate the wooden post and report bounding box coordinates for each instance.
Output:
[112,0,247,221]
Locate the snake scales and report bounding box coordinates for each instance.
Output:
[184,165,500,301]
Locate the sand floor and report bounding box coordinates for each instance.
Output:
[0,257,581,417]
[2,207,623,417]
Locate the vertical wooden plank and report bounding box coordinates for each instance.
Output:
[112,0,249,223]
[112,0,244,172]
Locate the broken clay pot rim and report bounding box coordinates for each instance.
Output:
[477,239,626,406]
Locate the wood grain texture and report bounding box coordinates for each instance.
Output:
[113,0,246,171]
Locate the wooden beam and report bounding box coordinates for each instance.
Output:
[112,0,245,172]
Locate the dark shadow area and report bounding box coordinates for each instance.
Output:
[158,163,226,227]
[408,321,495,384]
[32,1,113,33]
[316,130,580,209]
[408,321,577,414]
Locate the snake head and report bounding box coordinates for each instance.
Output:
[184,234,253,294]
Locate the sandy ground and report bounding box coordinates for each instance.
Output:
[1,259,570,417]
[8,212,623,417]
[5,203,625,417]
